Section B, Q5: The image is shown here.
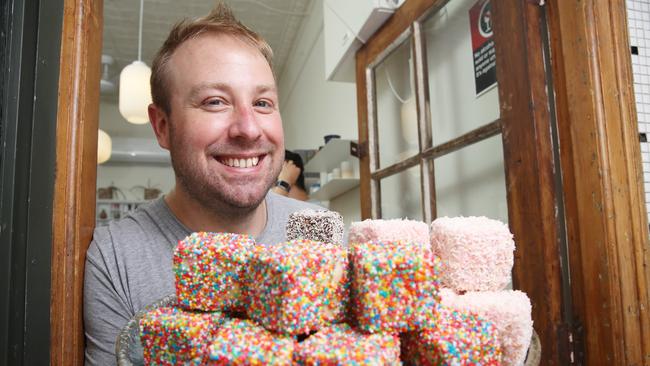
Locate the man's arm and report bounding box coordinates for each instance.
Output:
[84,240,132,366]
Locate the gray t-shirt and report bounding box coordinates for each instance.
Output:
[83,192,321,365]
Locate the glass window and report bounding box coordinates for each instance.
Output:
[380,165,423,220]
[423,0,500,146]
[434,135,508,222]
[374,38,418,168]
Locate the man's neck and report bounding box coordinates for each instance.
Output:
[164,186,267,237]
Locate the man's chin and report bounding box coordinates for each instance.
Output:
[217,186,270,211]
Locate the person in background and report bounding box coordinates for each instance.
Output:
[83,3,324,365]
[273,149,309,201]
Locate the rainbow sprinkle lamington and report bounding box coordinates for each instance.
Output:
[139,306,224,365]
[245,239,348,335]
[440,288,533,366]
[402,305,502,366]
[350,240,440,333]
[294,323,401,365]
[208,318,295,365]
[173,232,256,312]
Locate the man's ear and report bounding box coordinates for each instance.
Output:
[149,103,171,150]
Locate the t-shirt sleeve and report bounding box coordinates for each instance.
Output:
[83,234,133,366]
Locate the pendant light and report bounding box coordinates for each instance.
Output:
[97,129,112,164]
[119,0,152,124]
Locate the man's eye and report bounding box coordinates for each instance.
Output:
[205,99,224,106]
[254,100,272,108]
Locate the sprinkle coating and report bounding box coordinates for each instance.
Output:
[294,323,400,365]
[208,318,295,365]
[350,240,441,333]
[286,209,345,245]
[440,288,533,366]
[173,232,256,311]
[403,305,502,365]
[430,216,514,292]
[348,218,430,246]
[246,239,348,335]
[139,306,224,365]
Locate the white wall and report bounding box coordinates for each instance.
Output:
[278,0,361,225]
[279,0,358,150]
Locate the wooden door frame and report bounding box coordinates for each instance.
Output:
[546,0,650,364]
[356,0,650,364]
[50,0,102,364]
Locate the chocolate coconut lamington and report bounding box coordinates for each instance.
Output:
[285,209,345,245]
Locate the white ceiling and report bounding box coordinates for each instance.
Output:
[100,0,314,138]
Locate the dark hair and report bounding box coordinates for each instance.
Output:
[284,150,305,191]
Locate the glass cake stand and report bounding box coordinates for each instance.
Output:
[115,295,541,366]
[115,295,177,366]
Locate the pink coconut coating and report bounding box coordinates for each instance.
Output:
[440,288,533,366]
[348,219,430,245]
[430,216,514,291]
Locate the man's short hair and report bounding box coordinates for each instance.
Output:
[150,2,274,114]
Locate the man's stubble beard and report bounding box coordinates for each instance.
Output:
[168,141,281,219]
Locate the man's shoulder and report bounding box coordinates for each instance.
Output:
[88,198,180,258]
[266,191,325,213]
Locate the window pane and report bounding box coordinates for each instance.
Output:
[434,135,508,223]
[374,38,418,168]
[423,0,500,145]
[380,165,422,220]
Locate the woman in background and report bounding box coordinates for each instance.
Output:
[273,150,309,201]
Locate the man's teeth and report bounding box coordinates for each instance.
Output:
[223,157,259,168]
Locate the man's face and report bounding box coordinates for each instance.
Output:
[156,33,283,213]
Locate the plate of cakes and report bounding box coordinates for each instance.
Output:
[117,209,540,365]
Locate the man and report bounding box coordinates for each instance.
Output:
[83,4,322,364]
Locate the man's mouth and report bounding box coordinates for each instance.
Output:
[216,155,261,168]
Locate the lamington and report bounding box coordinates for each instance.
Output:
[173,232,256,312]
[246,239,348,335]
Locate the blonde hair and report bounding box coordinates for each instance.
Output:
[150,2,274,114]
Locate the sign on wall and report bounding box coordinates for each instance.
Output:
[469,0,496,95]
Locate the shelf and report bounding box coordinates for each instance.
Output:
[309,178,359,201]
[304,139,356,173]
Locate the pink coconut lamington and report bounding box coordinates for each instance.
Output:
[173,232,256,312]
[208,318,295,365]
[402,305,501,366]
[139,306,224,365]
[350,240,440,333]
[440,288,533,366]
[430,216,514,292]
[294,323,401,365]
[348,218,430,245]
[286,209,345,245]
[245,239,348,335]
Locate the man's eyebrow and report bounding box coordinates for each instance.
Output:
[188,82,230,100]
[256,84,277,94]
[188,83,278,100]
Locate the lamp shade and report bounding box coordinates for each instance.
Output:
[400,97,418,145]
[119,60,152,124]
[97,129,112,164]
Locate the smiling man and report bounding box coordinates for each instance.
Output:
[83,4,322,365]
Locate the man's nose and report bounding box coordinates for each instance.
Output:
[228,104,262,140]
